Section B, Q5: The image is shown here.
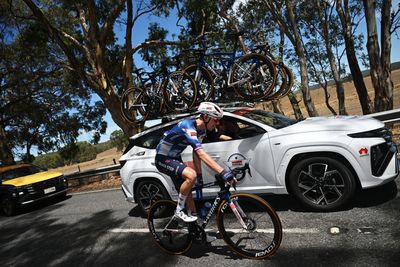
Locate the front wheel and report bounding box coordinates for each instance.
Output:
[288,157,356,211]
[147,200,192,254]
[216,194,282,259]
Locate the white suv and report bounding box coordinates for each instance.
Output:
[120,108,399,213]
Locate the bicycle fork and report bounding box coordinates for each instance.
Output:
[229,197,248,230]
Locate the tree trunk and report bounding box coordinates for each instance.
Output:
[288,92,304,120]
[381,0,393,110]
[363,0,386,112]
[336,0,373,114]
[271,99,284,114]
[0,122,15,165]
[317,0,347,115]
[286,0,318,117]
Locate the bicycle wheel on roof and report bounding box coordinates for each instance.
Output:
[230,54,276,101]
[162,71,198,112]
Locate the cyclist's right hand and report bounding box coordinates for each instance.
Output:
[217,169,235,183]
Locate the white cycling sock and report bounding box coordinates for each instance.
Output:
[176,193,187,213]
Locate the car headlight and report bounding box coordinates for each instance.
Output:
[348,127,391,140]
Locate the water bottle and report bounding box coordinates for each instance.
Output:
[200,201,212,219]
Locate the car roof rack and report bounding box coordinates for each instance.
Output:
[158,102,256,123]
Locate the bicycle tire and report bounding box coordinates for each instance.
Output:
[162,71,198,112]
[147,200,193,254]
[277,64,294,98]
[264,63,288,100]
[120,87,147,123]
[230,53,276,101]
[184,65,215,103]
[216,194,282,259]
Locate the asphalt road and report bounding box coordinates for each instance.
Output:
[1,178,399,267]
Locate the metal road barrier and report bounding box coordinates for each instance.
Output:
[65,164,121,187]
[66,108,400,183]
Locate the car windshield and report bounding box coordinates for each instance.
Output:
[0,165,44,181]
[238,109,297,129]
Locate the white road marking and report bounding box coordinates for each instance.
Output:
[108,228,320,234]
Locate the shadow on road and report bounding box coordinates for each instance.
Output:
[263,180,398,212]
[127,180,399,217]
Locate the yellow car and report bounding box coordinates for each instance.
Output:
[0,164,68,216]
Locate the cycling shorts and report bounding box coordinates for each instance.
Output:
[155,154,187,191]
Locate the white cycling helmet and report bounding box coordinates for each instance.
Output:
[197,102,224,119]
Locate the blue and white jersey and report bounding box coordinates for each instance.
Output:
[156,119,206,158]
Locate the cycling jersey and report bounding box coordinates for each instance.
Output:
[156,118,206,158]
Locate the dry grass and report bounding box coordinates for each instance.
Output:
[267,68,400,118]
[49,147,123,175]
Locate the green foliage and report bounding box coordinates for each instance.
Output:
[110,130,129,152]
[0,2,107,164]
[94,140,115,154]
[33,153,64,169]
[59,141,97,165]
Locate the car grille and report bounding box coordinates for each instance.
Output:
[23,175,67,194]
[370,128,397,176]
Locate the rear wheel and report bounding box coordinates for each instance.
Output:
[216,194,282,259]
[135,180,169,215]
[147,200,192,254]
[288,157,356,211]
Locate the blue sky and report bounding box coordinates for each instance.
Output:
[82,2,400,144]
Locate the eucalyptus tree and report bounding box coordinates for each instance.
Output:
[363,0,399,111]
[336,0,373,114]
[0,13,106,164]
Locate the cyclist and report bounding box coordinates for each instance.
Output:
[155,102,236,224]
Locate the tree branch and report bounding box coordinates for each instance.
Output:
[100,0,126,44]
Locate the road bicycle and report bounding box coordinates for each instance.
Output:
[147,174,282,259]
[120,61,197,123]
[184,32,277,102]
[250,43,294,100]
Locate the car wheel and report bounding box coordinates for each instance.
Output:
[1,196,16,216]
[135,180,169,215]
[288,157,356,211]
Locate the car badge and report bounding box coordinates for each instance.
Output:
[359,147,369,157]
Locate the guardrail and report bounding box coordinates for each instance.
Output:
[66,108,400,184]
[65,164,121,187]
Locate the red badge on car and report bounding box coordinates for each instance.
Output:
[359,147,369,157]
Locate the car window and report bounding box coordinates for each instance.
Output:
[203,117,265,143]
[134,124,175,149]
[238,110,297,129]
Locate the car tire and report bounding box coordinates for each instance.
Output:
[135,180,169,215]
[1,196,17,216]
[288,157,356,211]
